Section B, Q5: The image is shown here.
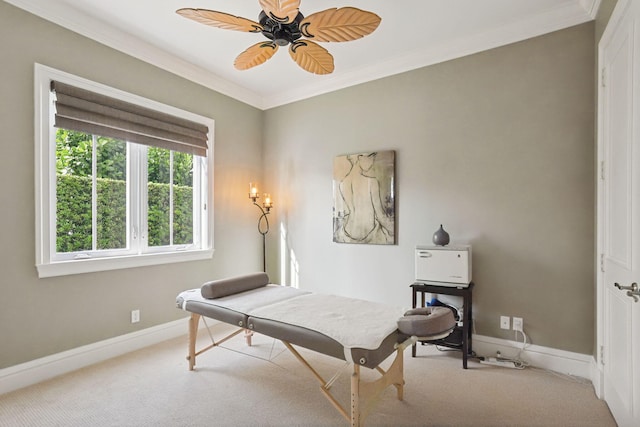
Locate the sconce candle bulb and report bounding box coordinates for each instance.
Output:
[249,182,259,202]
[263,193,272,212]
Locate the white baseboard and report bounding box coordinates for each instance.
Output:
[0,316,197,396]
[1,322,598,397]
[591,358,604,398]
[473,334,595,380]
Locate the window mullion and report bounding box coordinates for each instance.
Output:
[92,135,98,251]
[194,156,203,246]
[130,144,145,254]
[140,145,149,253]
[127,142,136,252]
[170,151,174,246]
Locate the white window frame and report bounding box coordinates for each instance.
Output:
[34,64,214,278]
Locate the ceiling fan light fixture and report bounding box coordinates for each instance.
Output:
[176,0,381,74]
[259,11,303,46]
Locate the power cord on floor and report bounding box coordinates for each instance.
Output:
[479,328,531,370]
[503,328,531,368]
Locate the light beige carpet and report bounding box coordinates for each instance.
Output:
[0,324,616,427]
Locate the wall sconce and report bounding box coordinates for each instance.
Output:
[249,182,273,272]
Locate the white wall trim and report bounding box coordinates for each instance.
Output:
[6,0,593,110]
[262,2,595,108]
[473,334,595,380]
[591,358,605,399]
[2,323,599,397]
[0,317,197,396]
[581,0,603,18]
[3,0,265,109]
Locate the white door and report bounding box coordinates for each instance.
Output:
[600,1,640,426]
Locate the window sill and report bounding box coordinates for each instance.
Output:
[36,249,214,278]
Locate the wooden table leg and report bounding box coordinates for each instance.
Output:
[188,313,200,371]
[244,328,254,346]
[351,364,360,427]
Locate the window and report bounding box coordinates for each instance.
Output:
[35,64,214,277]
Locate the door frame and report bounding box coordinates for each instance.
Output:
[595,0,633,399]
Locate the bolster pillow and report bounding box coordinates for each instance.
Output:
[397,306,456,338]
[201,272,270,299]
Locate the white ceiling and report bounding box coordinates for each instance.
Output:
[6,0,598,109]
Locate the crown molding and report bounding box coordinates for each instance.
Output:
[3,0,267,109]
[264,1,595,109]
[6,0,594,111]
[581,0,602,18]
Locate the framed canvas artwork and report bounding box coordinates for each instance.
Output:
[333,150,396,244]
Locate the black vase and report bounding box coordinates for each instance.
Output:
[432,224,450,246]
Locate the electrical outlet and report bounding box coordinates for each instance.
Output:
[131,309,140,323]
[513,317,523,332]
[500,316,510,330]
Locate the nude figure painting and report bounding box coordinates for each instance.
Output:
[333,150,395,244]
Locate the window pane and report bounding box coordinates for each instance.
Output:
[56,129,93,252]
[96,137,127,250]
[148,147,170,246]
[173,152,194,245]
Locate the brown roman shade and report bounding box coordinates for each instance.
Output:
[50,81,209,157]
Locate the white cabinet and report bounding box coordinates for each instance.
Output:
[415,245,472,286]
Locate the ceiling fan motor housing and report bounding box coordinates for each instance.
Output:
[259,11,304,46]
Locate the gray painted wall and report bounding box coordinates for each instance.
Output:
[263,23,595,354]
[0,0,599,370]
[0,2,264,369]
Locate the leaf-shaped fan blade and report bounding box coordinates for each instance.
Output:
[300,7,381,42]
[234,42,279,70]
[289,40,334,75]
[176,8,263,33]
[258,0,300,23]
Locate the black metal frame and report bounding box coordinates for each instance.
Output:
[410,281,474,369]
[252,201,270,273]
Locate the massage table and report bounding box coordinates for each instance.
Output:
[176,273,455,426]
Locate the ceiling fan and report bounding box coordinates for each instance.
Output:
[176,0,381,75]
